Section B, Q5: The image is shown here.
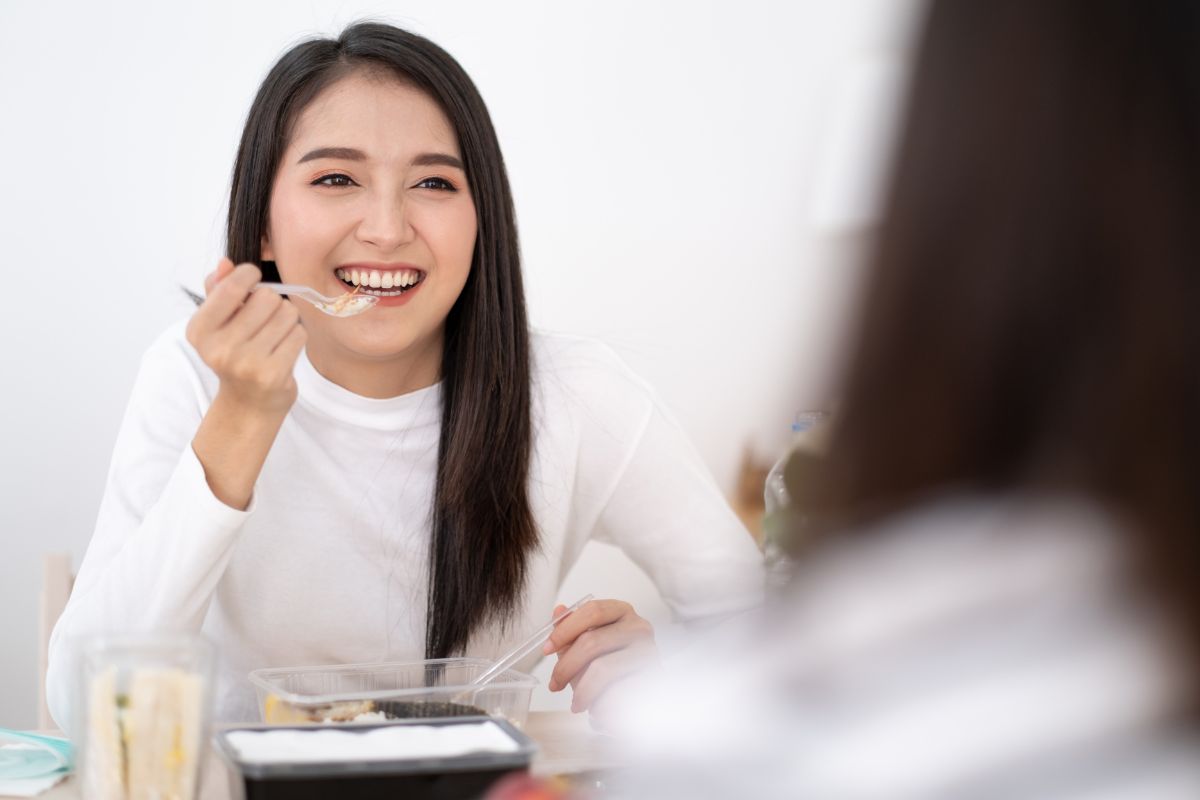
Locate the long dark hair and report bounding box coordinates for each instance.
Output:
[807,0,1200,652]
[226,22,537,658]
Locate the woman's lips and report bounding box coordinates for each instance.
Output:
[372,279,423,307]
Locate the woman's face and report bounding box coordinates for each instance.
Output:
[262,70,477,386]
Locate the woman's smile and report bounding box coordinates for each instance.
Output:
[335,263,427,306]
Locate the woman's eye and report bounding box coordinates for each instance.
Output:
[312,173,357,187]
[415,176,457,192]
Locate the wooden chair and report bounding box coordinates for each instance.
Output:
[39,553,74,730]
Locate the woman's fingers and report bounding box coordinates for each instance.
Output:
[213,265,269,332]
[235,296,303,366]
[201,259,249,322]
[254,298,303,356]
[271,321,308,365]
[566,642,657,713]
[187,263,262,346]
[548,618,650,692]
[185,260,304,414]
[203,257,236,295]
[543,599,629,656]
[224,286,287,345]
[543,599,656,710]
[548,610,655,690]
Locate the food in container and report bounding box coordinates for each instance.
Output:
[79,635,213,800]
[249,657,537,728]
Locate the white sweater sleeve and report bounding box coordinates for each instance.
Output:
[586,382,766,624]
[564,347,763,623]
[46,323,251,734]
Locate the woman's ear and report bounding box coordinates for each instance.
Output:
[261,232,274,261]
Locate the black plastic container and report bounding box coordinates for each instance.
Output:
[214,717,537,800]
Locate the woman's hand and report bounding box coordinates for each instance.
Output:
[543,599,658,714]
[186,259,306,414]
[187,258,307,510]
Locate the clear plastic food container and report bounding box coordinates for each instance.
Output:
[78,634,214,800]
[248,658,538,729]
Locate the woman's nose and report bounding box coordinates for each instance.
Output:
[356,190,415,251]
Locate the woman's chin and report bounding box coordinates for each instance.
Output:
[329,327,443,371]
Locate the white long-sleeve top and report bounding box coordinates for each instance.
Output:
[47,321,764,732]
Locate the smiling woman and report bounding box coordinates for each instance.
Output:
[44,21,765,733]
[261,74,477,392]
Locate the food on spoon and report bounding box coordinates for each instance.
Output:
[326,284,376,316]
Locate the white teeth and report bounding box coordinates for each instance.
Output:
[338,268,422,288]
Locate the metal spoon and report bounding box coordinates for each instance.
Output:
[258,282,379,317]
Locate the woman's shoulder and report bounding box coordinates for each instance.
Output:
[526,330,671,460]
[530,329,647,380]
[529,329,658,411]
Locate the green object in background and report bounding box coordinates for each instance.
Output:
[763,449,823,561]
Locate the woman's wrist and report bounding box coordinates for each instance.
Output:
[192,389,290,510]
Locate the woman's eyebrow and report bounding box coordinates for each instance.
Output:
[295,148,463,170]
[297,146,367,164]
[412,152,464,170]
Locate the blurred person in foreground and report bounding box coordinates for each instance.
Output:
[579,1,1200,798]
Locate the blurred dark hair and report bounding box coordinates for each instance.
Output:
[807,0,1200,646]
[226,22,536,659]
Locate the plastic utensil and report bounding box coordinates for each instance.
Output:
[258,283,378,317]
[457,594,594,700]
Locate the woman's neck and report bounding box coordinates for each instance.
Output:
[303,333,444,399]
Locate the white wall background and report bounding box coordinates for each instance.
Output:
[0,0,920,727]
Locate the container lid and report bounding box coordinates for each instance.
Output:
[247,657,537,707]
[214,717,537,780]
